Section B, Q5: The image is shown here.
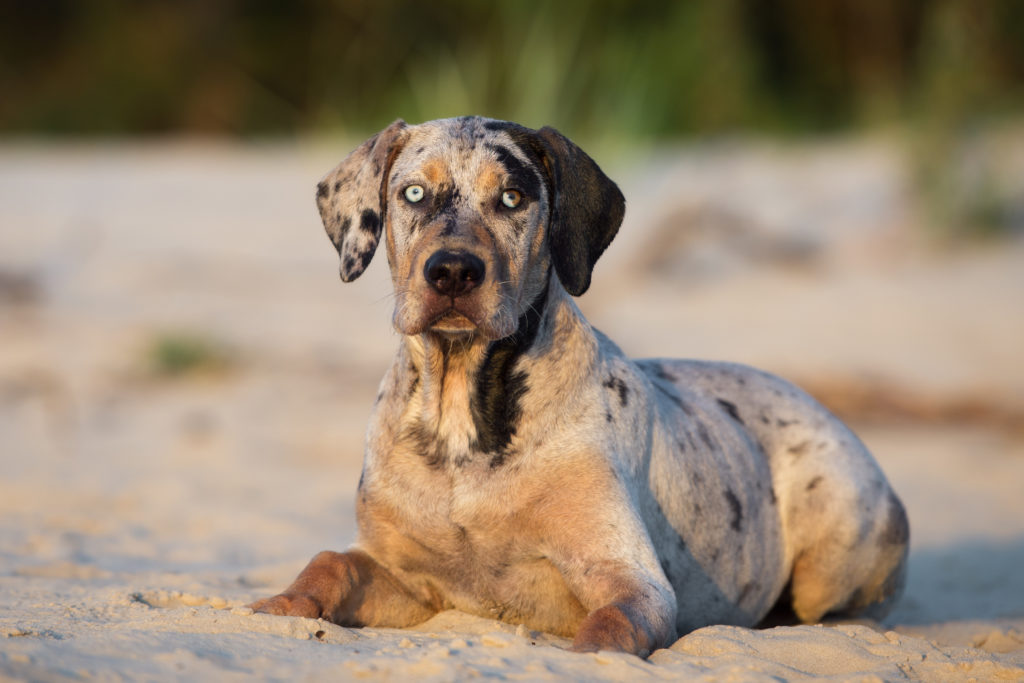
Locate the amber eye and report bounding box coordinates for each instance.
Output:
[501,189,522,209]
[404,185,425,203]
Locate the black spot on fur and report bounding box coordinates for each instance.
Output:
[697,423,716,451]
[603,376,629,407]
[806,475,824,491]
[717,398,744,425]
[489,450,512,469]
[788,440,811,458]
[407,372,420,400]
[359,209,381,237]
[639,363,695,416]
[724,488,743,532]
[317,181,330,199]
[605,411,614,423]
[776,418,798,428]
[472,281,549,459]
[486,144,542,200]
[880,492,909,547]
[440,214,457,237]
[405,421,447,469]
[337,216,352,240]
[491,560,510,579]
[354,247,374,274]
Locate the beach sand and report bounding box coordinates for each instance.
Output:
[1,139,1022,680]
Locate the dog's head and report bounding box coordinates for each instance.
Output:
[315,116,624,340]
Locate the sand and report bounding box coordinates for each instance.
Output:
[1,138,1023,681]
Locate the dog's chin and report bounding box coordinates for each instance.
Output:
[396,306,516,341]
[429,310,478,336]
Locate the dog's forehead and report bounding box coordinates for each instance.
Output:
[391,118,540,192]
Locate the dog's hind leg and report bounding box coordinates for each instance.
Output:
[249,549,437,627]
[789,490,909,623]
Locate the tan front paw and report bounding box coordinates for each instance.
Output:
[248,593,323,618]
[570,604,652,657]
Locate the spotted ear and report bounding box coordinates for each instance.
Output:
[316,119,408,282]
[535,126,625,296]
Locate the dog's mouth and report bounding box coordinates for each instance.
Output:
[427,308,479,335]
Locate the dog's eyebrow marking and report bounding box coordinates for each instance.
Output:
[472,281,550,461]
[428,184,460,218]
[486,144,541,199]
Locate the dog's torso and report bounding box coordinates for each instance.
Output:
[354,280,896,636]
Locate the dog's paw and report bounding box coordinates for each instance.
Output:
[570,604,654,657]
[248,593,323,619]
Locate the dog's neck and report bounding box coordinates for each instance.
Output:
[394,273,592,469]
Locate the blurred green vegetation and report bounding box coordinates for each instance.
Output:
[1,0,1022,141]
[148,332,232,379]
[2,0,1023,237]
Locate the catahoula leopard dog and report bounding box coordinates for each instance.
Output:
[250,116,909,658]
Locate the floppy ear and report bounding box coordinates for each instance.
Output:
[316,119,408,282]
[535,126,625,296]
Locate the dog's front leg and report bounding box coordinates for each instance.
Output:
[249,549,435,627]
[542,505,677,657]
[565,563,677,657]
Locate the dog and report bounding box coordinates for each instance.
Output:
[250,116,909,658]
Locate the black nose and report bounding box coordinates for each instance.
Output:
[424,250,486,297]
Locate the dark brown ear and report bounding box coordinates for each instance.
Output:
[316,119,407,281]
[535,126,625,296]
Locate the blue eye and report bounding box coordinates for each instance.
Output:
[404,185,425,203]
[501,189,522,208]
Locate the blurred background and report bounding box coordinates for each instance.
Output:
[1,0,1024,655]
[3,0,1024,236]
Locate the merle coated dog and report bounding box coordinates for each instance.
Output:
[250,117,909,658]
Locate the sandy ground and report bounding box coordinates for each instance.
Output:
[1,139,1023,681]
